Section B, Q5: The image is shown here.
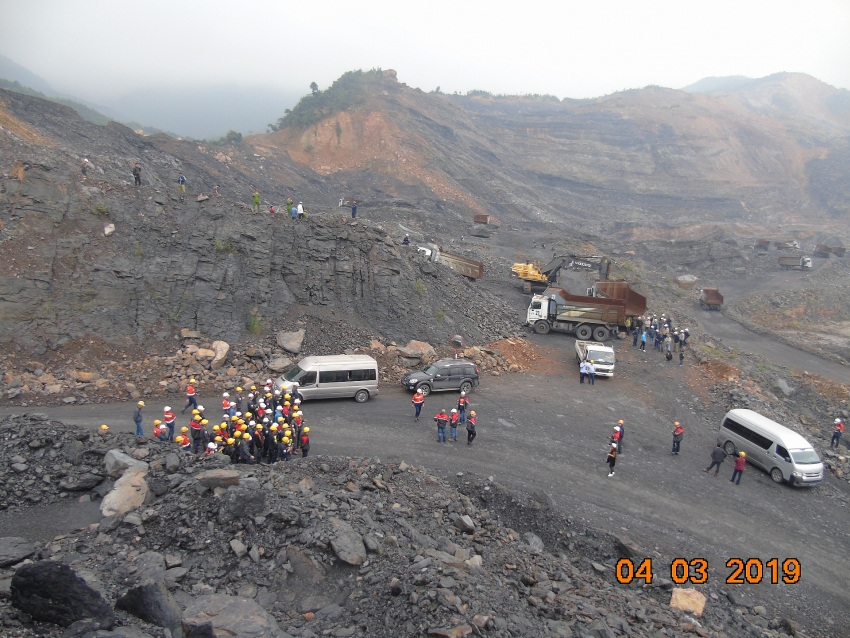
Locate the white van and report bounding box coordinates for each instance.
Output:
[275,355,379,403]
[717,409,824,486]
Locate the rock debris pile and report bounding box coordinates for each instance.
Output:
[0,414,805,638]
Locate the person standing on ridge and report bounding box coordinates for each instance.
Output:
[252,189,261,213]
[286,196,294,217]
[81,159,89,178]
[132,163,142,186]
[671,422,684,455]
[133,401,145,438]
[831,418,845,449]
[351,202,357,219]
[178,173,186,194]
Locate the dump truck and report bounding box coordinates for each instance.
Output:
[699,288,724,310]
[778,256,812,270]
[525,281,647,341]
[574,340,616,377]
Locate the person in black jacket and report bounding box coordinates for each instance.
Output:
[132,163,142,186]
[703,443,727,477]
[606,444,617,477]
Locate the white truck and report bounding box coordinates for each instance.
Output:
[574,340,616,377]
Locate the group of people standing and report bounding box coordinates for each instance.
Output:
[630,314,689,365]
[254,191,306,219]
[411,390,478,444]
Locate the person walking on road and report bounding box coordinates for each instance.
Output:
[606,443,618,477]
[133,401,145,437]
[434,409,448,443]
[731,452,747,484]
[163,406,176,441]
[182,379,198,413]
[670,422,684,455]
[587,360,596,385]
[703,442,727,477]
[831,418,845,448]
[412,389,425,421]
[466,411,477,445]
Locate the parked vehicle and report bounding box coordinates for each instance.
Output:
[275,355,378,403]
[574,340,615,377]
[717,409,823,486]
[699,288,724,310]
[401,359,480,396]
[525,281,646,341]
[778,256,812,270]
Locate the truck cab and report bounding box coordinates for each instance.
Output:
[575,340,616,377]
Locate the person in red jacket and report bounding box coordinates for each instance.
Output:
[456,392,469,423]
[831,418,845,449]
[434,409,448,443]
[163,406,176,441]
[466,410,477,445]
[731,451,747,485]
[670,422,684,455]
[412,390,425,421]
[449,409,460,442]
[182,379,198,413]
[300,427,311,457]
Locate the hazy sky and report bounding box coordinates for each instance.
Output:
[1,0,848,101]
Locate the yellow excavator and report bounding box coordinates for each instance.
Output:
[511,255,610,293]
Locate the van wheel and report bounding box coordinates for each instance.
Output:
[459,381,473,394]
[723,441,736,456]
[417,384,431,397]
[770,468,784,483]
[354,389,370,403]
[576,325,593,340]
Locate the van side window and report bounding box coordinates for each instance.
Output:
[320,370,350,383]
[722,418,772,450]
[300,371,317,386]
[776,445,791,461]
[350,369,377,382]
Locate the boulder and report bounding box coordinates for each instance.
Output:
[285,546,326,584]
[100,465,150,517]
[210,340,230,370]
[403,340,437,358]
[523,532,545,552]
[195,469,240,489]
[134,551,166,584]
[116,581,182,634]
[103,223,115,237]
[616,535,642,559]
[230,539,247,559]
[59,473,103,491]
[266,356,292,373]
[62,440,85,465]
[329,518,367,566]
[104,449,148,478]
[217,485,265,524]
[195,348,216,360]
[165,453,181,473]
[182,594,291,638]
[181,329,202,339]
[276,329,305,354]
[11,561,116,629]
[0,537,37,567]
[670,588,706,617]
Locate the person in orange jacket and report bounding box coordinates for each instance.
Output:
[434,409,448,443]
[671,422,684,455]
[412,389,425,421]
[456,392,469,423]
[182,379,198,413]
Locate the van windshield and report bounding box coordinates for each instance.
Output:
[588,351,615,365]
[283,365,307,382]
[790,449,821,465]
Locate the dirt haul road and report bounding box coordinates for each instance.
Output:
[3,344,849,633]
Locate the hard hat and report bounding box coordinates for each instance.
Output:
[244,412,252,418]
[277,417,284,422]
[248,393,254,398]
[451,409,457,413]
[181,427,189,432]
[201,419,208,425]
[207,443,216,449]
[229,402,236,407]
[259,402,266,408]
[266,378,272,384]
[227,438,235,445]
[138,401,145,407]
[618,419,624,425]
[614,426,620,431]
[295,411,302,417]
[250,385,257,390]
[153,419,162,425]
[213,425,220,431]
[236,387,242,392]
[836,418,843,424]
[274,390,280,395]
[215,436,223,442]
[237,419,245,425]
[284,401,290,406]
[589,360,594,364]
[285,430,291,436]
[193,415,201,421]
[282,437,290,443]
[164,406,171,411]
[270,425,278,431]
[460,391,466,396]
[175,436,184,443]
[294,398,301,403]
[192,409,200,415]
[190,379,197,384]
[674,422,680,426]
[249,420,256,426]
[100,424,109,431]
[262,417,269,423]
[739,451,746,457]
[470,411,476,416]
[197,405,204,411]
[284,394,291,399]
[265,393,272,398]
[235,412,243,417]
[234,431,242,438]
[303,427,310,433]
[222,392,230,397]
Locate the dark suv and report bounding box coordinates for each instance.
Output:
[401,359,480,396]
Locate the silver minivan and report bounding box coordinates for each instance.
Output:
[717,409,824,486]
[275,355,379,403]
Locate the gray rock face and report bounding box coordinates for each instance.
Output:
[134,551,166,584]
[62,440,85,465]
[329,518,367,566]
[104,450,148,479]
[217,485,265,524]
[182,594,291,638]
[165,453,181,473]
[11,561,116,629]
[116,581,183,634]
[286,546,326,584]
[0,537,37,567]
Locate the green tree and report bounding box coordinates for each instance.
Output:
[310,82,319,94]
